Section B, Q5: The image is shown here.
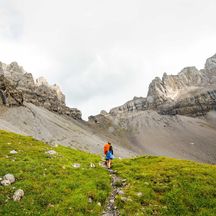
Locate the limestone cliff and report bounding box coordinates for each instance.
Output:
[0,62,81,119]
[105,54,216,117]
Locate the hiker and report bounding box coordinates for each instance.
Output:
[104,142,111,166]
[104,142,114,168]
[106,145,114,169]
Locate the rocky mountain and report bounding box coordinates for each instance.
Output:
[107,54,216,117]
[88,54,216,163]
[0,55,216,164]
[0,62,81,119]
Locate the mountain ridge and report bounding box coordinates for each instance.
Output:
[0,61,81,119]
[0,54,216,163]
[106,53,216,117]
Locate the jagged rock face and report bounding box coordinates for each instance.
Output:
[204,54,216,83]
[105,54,216,118]
[147,67,205,108]
[0,62,81,120]
[159,89,216,116]
[145,54,216,117]
[205,54,216,72]
[110,97,147,116]
[0,75,23,106]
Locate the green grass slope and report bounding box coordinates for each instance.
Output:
[1,130,216,216]
[0,130,110,216]
[114,156,216,216]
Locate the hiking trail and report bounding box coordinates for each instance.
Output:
[102,168,127,216]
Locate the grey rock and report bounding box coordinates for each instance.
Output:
[137,192,143,197]
[10,150,18,154]
[117,189,124,195]
[205,53,216,72]
[110,199,115,204]
[1,179,11,186]
[46,150,57,155]
[90,163,96,168]
[88,197,93,203]
[3,174,15,184]
[72,163,81,168]
[100,110,108,115]
[13,189,24,201]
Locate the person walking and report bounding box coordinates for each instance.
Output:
[104,142,111,167]
[106,145,114,169]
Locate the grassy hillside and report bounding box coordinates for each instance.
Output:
[114,156,216,216]
[0,130,110,216]
[1,130,216,216]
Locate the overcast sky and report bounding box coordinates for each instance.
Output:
[0,0,216,119]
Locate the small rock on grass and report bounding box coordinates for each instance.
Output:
[137,192,143,197]
[117,189,124,195]
[73,163,81,168]
[1,174,16,186]
[13,189,24,201]
[88,197,93,203]
[110,199,115,204]
[1,180,11,186]
[48,203,55,208]
[10,150,18,154]
[90,163,96,168]
[46,150,57,155]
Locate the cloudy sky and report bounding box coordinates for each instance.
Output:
[0,0,216,119]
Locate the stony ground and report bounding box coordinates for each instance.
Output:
[102,169,126,216]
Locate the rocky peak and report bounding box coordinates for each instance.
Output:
[0,61,81,120]
[36,77,65,104]
[51,84,66,104]
[6,62,24,74]
[106,53,216,118]
[36,77,49,86]
[0,62,7,75]
[204,54,216,83]
[205,53,216,71]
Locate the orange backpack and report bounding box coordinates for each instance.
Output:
[104,143,110,154]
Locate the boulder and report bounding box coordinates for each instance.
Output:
[46,150,57,155]
[1,179,11,186]
[3,174,15,184]
[13,189,24,201]
[10,150,18,154]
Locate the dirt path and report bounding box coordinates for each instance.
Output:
[102,169,127,216]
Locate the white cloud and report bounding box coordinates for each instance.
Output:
[0,0,216,120]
